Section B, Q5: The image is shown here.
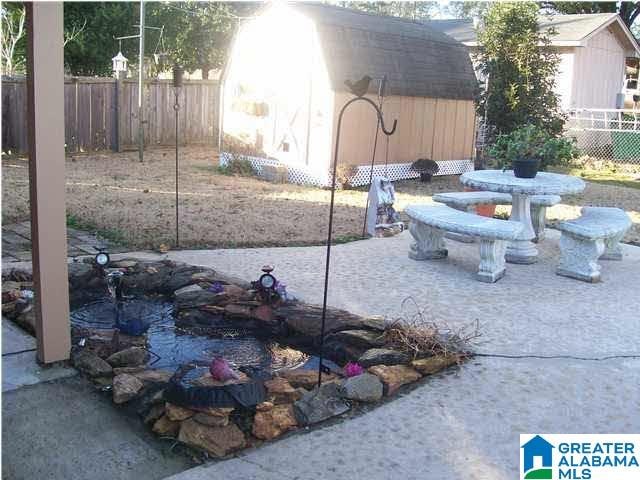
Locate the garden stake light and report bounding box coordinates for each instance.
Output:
[317,76,398,389]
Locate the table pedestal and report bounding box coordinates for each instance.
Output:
[506,193,538,264]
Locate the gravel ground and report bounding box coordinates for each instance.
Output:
[2,146,639,248]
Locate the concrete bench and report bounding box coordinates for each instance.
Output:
[405,205,523,283]
[433,191,561,242]
[556,207,632,283]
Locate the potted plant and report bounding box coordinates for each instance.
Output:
[487,125,579,178]
[411,158,439,182]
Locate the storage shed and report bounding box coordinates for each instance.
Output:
[219,2,478,186]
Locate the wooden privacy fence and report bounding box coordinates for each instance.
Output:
[1,75,219,154]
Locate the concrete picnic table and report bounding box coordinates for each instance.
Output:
[460,170,586,264]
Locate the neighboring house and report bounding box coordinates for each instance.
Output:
[220,2,478,186]
[429,13,640,110]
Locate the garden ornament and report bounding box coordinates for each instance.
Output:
[366,176,402,236]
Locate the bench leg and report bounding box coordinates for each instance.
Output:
[556,233,604,283]
[530,205,546,243]
[601,233,625,260]
[477,239,507,283]
[408,221,447,260]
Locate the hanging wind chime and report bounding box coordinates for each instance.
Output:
[316,75,397,388]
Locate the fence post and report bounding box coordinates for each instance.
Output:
[115,76,124,152]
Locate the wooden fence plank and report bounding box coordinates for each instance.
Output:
[1,75,219,154]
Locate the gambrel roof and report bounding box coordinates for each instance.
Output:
[291,3,477,100]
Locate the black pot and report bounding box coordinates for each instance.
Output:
[419,172,433,183]
[513,158,540,178]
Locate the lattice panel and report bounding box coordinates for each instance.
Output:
[219,152,329,187]
[347,160,474,186]
[220,152,473,187]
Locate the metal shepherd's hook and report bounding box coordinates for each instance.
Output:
[316,75,397,388]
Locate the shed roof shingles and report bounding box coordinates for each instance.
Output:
[428,12,621,45]
[292,3,477,100]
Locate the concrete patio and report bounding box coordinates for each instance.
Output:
[126,228,638,479]
[3,229,639,479]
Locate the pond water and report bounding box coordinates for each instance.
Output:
[70,296,312,375]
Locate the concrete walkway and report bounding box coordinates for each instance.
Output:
[2,320,195,479]
[2,221,127,264]
[113,229,639,480]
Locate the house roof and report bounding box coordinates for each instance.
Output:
[289,3,477,100]
[428,13,640,53]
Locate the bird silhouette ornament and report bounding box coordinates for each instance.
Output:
[344,75,372,97]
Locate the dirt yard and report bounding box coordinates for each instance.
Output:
[3,146,639,249]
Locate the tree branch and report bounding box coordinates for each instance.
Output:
[64,17,87,47]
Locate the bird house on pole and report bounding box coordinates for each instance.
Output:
[112,51,128,79]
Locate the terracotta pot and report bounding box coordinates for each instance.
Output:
[463,187,496,217]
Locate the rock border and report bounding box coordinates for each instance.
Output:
[2,259,466,459]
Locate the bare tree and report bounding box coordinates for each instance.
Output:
[64,18,86,47]
[1,4,26,75]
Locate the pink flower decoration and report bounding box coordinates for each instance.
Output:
[344,362,364,378]
[210,356,240,381]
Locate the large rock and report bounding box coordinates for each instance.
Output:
[73,351,113,378]
[338,373,383,403]
[112,374,144,404]
[192,411,230,428]
[152,414,180,437]
[178,419,246,457]
[411,354,460,375]
[143,404,166,425]
[252,404,297,440]
[278,303,385,339]
[175,309,228,328]
[110,259,139,269]
[277,369,336,390]
[264,377,302,404]
[327,330,386,349]
[163,265,213,293]
[121,261,173,294]
[165,402,195,421]
[190,406,234,417]
[106,347,149,368]
[175,289,228,310]
[173,284,204,297]
[358,348,410,367]
[368,365,421,396]
[131,369,172,385]
[190,371,249,387]
[293,383,350,426]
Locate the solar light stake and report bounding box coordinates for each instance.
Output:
[317,87,397,389]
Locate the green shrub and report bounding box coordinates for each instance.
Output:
[487,125,579,171]
[217,154,256,177]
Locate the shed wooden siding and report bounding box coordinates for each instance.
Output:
[571,27,625,108]
[332,92,475,167]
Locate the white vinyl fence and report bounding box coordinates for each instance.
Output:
[565,108,640,168]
